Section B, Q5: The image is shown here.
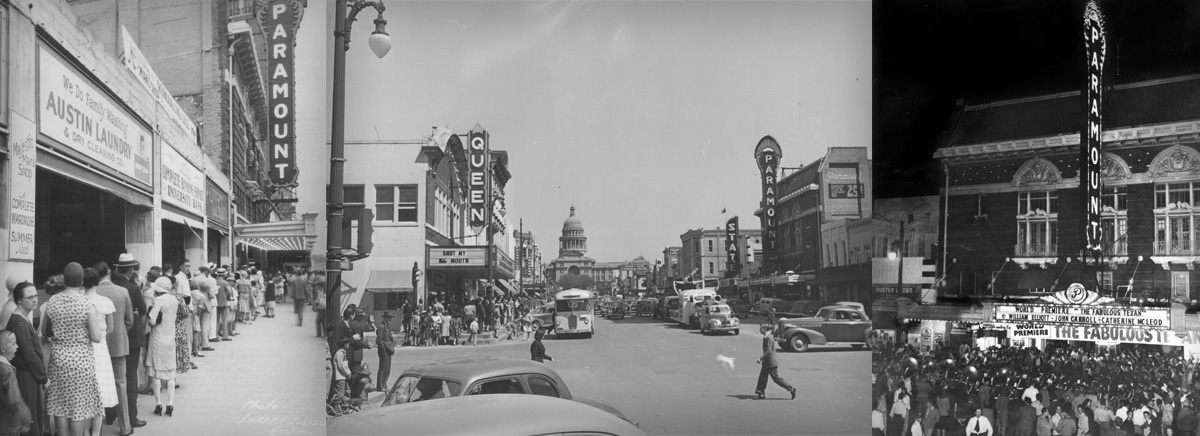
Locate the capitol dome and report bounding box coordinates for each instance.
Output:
[559,206,587,255]
[562,206,584,230]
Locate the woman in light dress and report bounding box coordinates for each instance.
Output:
[146,277,180,417]
[82,268,118,436]
[41,264,105,436]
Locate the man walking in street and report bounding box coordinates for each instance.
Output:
[375,312,396,390]
[755,324,796,400]
[111,254,147,429]
[95,261,135,435]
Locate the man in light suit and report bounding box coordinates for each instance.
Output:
[94,261,135,435]
[754,324,797,400]
[966,407,993,436]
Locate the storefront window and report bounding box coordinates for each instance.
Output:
[1016,191,1058,256]
[1154,182,1200,255]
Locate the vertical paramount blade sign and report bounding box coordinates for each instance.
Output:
[1081,1,1106,256]
[468,126,490,235]
[725,216,741,275]
[755,136,782,273]
[259,0,302,185]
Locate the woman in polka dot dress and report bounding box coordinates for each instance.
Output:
[174,290,193,375]
[41,263,104,436]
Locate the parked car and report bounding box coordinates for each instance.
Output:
[768,299,796,319]
[634,299,656,316]
[777,300,824,319]
[360,357,638,427]
[776,305,872,352]
[528,303,555,331]
[698,302,740,335]
[605,302,627,319]
[330,394,646,436]
[655,296,679,320]
[756,297,784,316]
[724,298,752,319]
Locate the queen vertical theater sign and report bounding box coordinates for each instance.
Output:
[468,126,490,235]
[1081,0,1106,255]
[755,136,782,272]
[259,0,304,186]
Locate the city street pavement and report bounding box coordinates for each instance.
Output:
[358,313,871,435]
[100,306,326,436]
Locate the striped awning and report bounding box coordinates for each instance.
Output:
[233,216,317,252]
[494,279,519,296]
[366,270,414,293]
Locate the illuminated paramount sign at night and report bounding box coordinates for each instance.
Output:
[994,304,1170,330]
[1080,0,1106,254]
[754,136,782,271]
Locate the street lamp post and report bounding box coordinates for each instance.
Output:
[327,0,390,402]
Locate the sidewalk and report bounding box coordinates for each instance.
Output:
[101,307,326,436]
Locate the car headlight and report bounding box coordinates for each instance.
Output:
[731,318,740,326]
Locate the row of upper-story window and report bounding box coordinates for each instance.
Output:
[330,185,420,223]
[989,182,1200,256]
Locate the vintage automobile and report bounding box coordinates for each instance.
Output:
[778,300,825,319]
[360,357,638,428]
[724,298,753,319]
[634,299,656,316]
[330,394,646,436]
[698,302,740,335]
[528,303,555,331]
[755,297,784,316]
[655,296,679,320]
[776,305,871,352]
[605,302,627,319]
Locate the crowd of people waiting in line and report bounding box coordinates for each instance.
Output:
[0,253,296,436]
[872,340,1200,436]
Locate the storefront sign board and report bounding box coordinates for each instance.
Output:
[119,26,198,152]
[161,145,206,217]
[38,46,153,187]
[8,113,36,261]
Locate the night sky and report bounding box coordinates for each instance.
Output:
[873,0,1200,199]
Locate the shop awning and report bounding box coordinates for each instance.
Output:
[495,279,519,296]
[233,215,318,252]
[365,270,414,293]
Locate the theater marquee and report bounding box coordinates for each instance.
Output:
[993,304,1170,330]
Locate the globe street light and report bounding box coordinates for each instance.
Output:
[327,0,390,402]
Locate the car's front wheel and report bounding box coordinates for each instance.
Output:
[787,334,810,352]
[532,320,542,331]
[732,329,740,335]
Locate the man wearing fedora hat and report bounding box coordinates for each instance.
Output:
[111,253,148,429]
[375,312,396,390]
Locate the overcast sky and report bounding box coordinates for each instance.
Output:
[331,1,871,263]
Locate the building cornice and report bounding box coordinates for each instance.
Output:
[935,120,1200,162]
